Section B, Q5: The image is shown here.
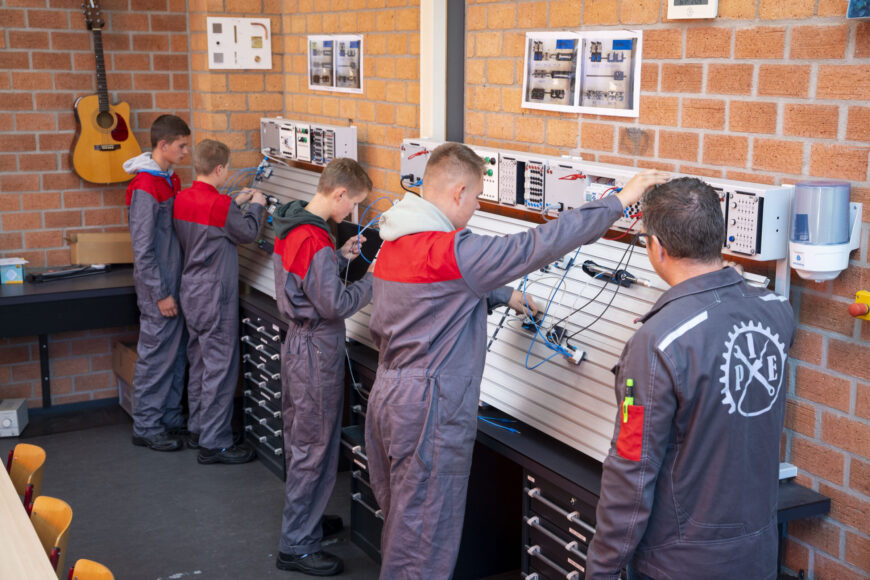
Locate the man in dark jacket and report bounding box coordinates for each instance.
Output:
[586,177,796,580]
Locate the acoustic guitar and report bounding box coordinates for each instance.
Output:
[72,0,141,184]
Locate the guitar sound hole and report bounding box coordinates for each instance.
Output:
[96,111,115,129]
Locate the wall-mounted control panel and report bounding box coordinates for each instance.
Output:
[260,117,357,167]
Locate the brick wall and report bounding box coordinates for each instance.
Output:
[466,1,870,577]
[0,0,191,406]
[276,0,421,208]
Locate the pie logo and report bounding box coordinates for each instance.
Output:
[719,321,787,417]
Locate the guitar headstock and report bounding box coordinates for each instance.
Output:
[81,0,104,31]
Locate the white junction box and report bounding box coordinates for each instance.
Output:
[260,117,358,166]
[0,398,28,437]
[207,17,272,70]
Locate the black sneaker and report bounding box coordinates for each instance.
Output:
[321,514,344,537]
[276,551,343,576]
[132,432,183,452]
[197,443,256,464]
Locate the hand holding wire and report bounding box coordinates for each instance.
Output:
[509,290,538,316]
[340,234,367,261]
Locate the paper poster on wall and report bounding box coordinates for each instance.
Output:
[577,31,641,117]
[521,30,642,118]
[521,32,580,112]
[308,35,364,94]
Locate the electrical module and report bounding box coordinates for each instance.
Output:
[260,117,357,167]
[472,148,500,202]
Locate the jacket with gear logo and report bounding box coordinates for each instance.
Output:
[586,267,796,580]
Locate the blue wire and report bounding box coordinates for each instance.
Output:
[355,196,396,264]
[221,168,257,196]
[478,416,520,433]
[521,246,582,369]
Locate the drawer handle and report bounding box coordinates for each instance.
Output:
[263,439,283,456]
[244,425,267,443]
[351,492,384,520]
[351,445,367,462]
[522,575,539,580]
[243,317,265,332]
[258,420,281,438]
[525,516,582,557]
[525,545,578,579]
[565,541,588,562]
[261,384,280,399]
[527,487,596,535]
[269,371,281,381]
[351,404,365,416]
[243,372,267,389]
[269,331,281,342]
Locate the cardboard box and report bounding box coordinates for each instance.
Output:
[113,341,137,417]
[68,232,134,265]
[0,258,27,284]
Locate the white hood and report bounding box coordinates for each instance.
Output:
[122,152,173,176]
[378,193,455,241]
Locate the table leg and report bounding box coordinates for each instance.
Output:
[39,334,51,408]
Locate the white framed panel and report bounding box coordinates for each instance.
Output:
[521,32,580,113]
[576,30,642,117]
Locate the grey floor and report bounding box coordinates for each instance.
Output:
[2,409,380,580]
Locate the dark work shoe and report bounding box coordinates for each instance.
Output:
[131,432,183,452]
[186,432,200,449]
[197,443,256,465]
[276,551,343,576]
[321,514,344,537]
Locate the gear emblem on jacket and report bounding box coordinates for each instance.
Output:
[719,321,787,417]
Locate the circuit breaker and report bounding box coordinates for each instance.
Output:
[499,155,523,206]
[260,117,357,166]
[472,148,500,202]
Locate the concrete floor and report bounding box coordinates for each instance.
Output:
[2,405,379,580]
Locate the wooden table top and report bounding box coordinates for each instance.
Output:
[0,469,57,579]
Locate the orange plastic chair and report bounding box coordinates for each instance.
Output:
[5,442,46,514]
[67,559,114,580]
[30,495,73,578]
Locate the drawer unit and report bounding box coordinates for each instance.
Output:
[240,306,287,479]
[523,469,599,580]
[342,424,383,563]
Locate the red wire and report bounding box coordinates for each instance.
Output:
[604,217,640,241]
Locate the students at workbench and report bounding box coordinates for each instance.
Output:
[173,139,266,464]
[123,114,190,453]
[271,158,374,576]
[364,142,669,578]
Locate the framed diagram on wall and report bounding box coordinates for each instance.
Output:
[521,32,580,112]
[521,30,642,117]
[308,35,364,93]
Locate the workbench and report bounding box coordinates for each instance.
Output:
[0,266,139,407]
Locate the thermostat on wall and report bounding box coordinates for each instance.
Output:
[667,0,718,19]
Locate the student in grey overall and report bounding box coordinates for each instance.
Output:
[365,142,669,578]
[272,159,374,576]
[173,139,265,463]
[124,114,190,453]
[586,178,796,580]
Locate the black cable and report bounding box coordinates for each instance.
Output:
[565,237,640,340]
[548,234,639,330]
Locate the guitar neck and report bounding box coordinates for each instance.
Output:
[92,29,110,113]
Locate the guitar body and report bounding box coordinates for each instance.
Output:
[72,95,141,184]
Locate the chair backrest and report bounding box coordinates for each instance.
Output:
[68,559,114,580]
[7,443,46,509]
[31,495,73,579]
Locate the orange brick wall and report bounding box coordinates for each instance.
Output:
[466,1,870,577]
[0,0,192,406]
[276,0,421,207]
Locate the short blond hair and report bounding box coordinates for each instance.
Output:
[422,142,485,185]
[193,139,229,176]
[318,158,372,198]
